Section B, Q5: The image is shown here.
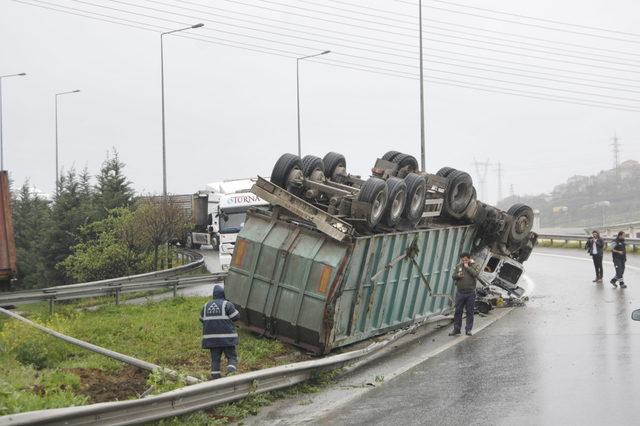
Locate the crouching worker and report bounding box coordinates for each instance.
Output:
[200,284,240,379]
[449,252,480,337]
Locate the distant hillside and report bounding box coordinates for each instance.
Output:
[498,160,640,228]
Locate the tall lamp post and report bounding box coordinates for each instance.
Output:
[160,23,204,198]
[296,50,331,158]
[0,72,27,170]
[55,89,80,196]
[418,0,426,172]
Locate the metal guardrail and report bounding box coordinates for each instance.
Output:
[537,233,640,249]
[0,313,442,426]
[0,307,202,385]
[0,249,217,308]
[0,273,226,307]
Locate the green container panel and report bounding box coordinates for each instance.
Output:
[225,211,474,354]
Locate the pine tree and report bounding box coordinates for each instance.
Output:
[94,149,134,219]
[45,168,96,284]
[12,181,52,289]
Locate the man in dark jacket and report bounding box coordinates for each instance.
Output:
[610,231,627,289]
[585,230,605,283]
[449,252,480,336]
[200,284,240,379]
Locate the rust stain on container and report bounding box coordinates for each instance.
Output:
[317,265,333,294]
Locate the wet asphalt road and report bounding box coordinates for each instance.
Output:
[323,248,640,425]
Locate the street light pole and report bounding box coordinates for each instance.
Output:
[0,73,26,170]
[296,50,331,158]
[160,23,204,198]
[418,0,426,172]
[54,89,80,196]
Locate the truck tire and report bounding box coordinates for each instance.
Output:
[507,203,534,243]
[186,234,193,249]
[382,177,407,227]
[392,153,419,175]
[271,153,303,193]
[442,170,474,220]
[436,166,456,177]
[302,155,325,180]
[323,152,347,180]
[403,173,426,223]
[381,151,402,161]
[357,177,388,229]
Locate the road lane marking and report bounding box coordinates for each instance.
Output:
[532,252,640,271]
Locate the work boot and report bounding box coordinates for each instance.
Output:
[597,277,603,283]
[465,331,473,336]
[210,372,221,380]
[610,278,618,288]
[592,278,598,282]
[449,330,461,336]
[620,282,627,288]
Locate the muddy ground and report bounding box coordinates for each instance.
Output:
[68,366,148,403]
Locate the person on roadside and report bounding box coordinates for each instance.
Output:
[200,284,240,379]
[585,230,605,283]
[449,252,480,337]
[610,231,627,289]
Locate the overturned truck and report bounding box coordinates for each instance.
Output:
[225,152,537,354]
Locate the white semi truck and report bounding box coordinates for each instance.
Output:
[218,190,268,271]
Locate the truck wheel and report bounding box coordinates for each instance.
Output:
[382,177,407,227]
[403,173,426,223]
[392,154,419,177]
[271,153,304,192]
[193,243,202,250]
[302,155,325,180]
[442,170,474,220]
[186,234,193,249]
[323,152,347,180]
[507,203,534,242]
[381,151,402,161]
[436,166,456,177]
[211,236,219,251]
[357,177,388,229]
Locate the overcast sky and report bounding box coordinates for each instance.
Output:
[1,0,638,204]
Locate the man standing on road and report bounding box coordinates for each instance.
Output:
[200,284,240,379]
[585,230,604,283]
[449,252,480,336]
[610,231,627,289]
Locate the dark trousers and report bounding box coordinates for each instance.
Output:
[591,254,603,278]
[210,346,238,378]
[453,291,476,333]
[612,258,626,283]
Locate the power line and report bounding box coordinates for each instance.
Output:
[398,0,640,44]
[61,0,640,96]
[193,0,640,76]
[424,0,640,38]
[299,0,640,63]
[15,0,640,112]
[160,0,640,89]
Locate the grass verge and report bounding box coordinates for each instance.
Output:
[0,296,306,416]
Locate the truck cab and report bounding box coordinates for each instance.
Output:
[473,247,526,298]
[218,192,268,271]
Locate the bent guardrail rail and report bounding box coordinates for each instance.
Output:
[0,307,201,385]
[0,313,443,426]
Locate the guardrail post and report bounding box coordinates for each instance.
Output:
[49,298,55,315]
[115,288,121,305]
[172,281,178,298]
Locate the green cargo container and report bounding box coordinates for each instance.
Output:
[225,209,475,354]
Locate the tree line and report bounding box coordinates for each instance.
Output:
[11,150,191,290]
